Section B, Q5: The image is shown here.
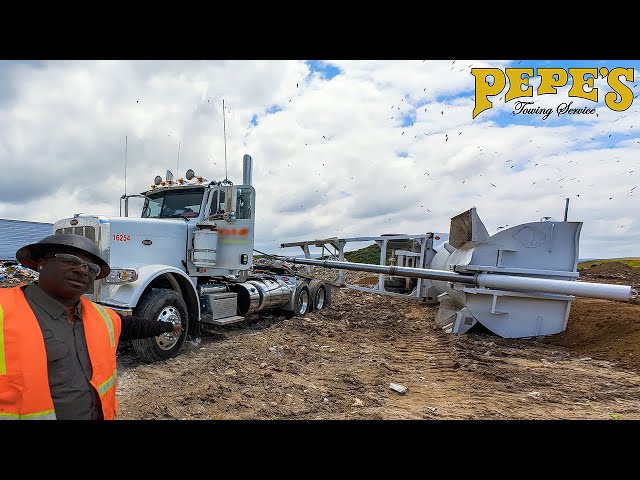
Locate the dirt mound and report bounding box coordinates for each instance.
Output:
[579,262,640,289]
[540,298,640,372]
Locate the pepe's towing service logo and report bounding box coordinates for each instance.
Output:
[471,67,635,120]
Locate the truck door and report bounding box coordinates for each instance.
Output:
[206,185,256,272]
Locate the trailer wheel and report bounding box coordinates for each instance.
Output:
[292,281,311,317]
[131,288,188,364]
[308,279,327,311]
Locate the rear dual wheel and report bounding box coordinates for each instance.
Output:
[308,279,327,311]
[292,281,310,316]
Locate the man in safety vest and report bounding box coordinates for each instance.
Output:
[0,233,184,420]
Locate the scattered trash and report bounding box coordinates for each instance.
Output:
[389,383,408,395]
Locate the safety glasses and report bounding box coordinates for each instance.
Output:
[54,253,101,276]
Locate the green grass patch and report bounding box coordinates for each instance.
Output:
[343,244,388,264]
[578,258,640,269]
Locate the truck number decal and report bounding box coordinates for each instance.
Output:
[113,234,131,241]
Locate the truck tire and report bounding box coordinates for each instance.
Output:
[308,279,327,311]
[292,281,310,317]
[131,288,189,364]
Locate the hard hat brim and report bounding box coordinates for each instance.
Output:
[16,234,111,280]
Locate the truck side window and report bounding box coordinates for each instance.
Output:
[236,188,252,219]
[209,189,226,217]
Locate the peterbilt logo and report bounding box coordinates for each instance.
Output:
[70,219,78,225]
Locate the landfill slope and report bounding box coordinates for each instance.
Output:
[111,265,640,420]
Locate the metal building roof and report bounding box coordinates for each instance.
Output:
[0,218,54,261]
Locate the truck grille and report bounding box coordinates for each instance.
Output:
[55,226,96,242]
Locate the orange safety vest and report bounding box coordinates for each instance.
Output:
[0,286,122,420]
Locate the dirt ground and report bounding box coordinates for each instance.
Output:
[113,263,640,420]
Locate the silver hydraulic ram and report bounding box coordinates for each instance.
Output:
[277,207,634,339]
[277,257,632,302]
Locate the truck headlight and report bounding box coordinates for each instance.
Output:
[105,268,139,284]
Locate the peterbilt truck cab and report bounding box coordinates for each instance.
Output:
[52,154,328,363]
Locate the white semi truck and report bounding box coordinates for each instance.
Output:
[52,154,329,363]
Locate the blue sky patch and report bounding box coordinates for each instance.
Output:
[306,60,341,80]
[266,105,283,114]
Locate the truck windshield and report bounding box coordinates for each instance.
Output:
[141,188,205,219]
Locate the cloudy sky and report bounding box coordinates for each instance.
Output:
[0,60,638,260]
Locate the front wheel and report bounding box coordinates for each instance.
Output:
[131,288,188,363]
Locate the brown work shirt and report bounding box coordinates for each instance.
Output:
[22,283,103,420]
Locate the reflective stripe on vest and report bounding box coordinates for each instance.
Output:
[88,301,118,398]
[91,302,115,347]
[0,304,5,375]
[0,409,57,420]
[97,368,118,397]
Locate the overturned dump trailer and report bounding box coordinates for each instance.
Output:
[280,208,633,339]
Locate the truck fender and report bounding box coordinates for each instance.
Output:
[103,264,199,314]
